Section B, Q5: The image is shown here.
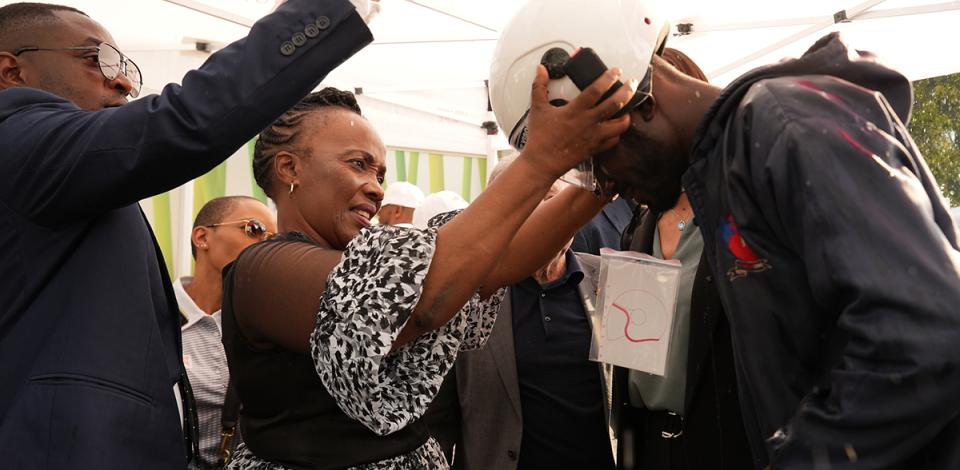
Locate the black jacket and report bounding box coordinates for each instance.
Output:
[0,2,371,468]
[614,208,753,470]
[685,33,960,469]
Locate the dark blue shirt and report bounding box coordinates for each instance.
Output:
[571,197,636,255]
[512,251,615,470]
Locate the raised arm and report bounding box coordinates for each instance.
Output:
[0,0,371,226]
[394,65,634,344]
[478,185,608,298]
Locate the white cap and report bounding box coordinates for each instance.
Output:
[382,182,425,209]
[413,191,469,229]
[489,0,669,148]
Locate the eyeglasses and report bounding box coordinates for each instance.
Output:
[627,65,654,116]
[205,219,274,240]
[14,42,142,98]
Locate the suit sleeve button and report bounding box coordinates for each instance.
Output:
[280,41,296,56]
[292,32,307,46]
[507,450,517,460]
[304,23,320,38]
[316,16,331,30]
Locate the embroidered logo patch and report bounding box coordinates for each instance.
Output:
[719,215,771,281]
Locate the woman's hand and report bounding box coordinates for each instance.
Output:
[521,65,635,179]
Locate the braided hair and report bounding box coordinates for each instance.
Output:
[252,87,362,199]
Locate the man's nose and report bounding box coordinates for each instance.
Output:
[108,72,134,98]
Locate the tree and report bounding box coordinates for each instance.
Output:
[909,73,960,207]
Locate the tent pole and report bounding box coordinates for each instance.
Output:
[706,0,888,78]
[163,0,255,28]
[175,180,195,280]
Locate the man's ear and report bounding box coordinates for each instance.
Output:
[0,53,26,90]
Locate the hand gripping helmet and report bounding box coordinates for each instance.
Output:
[489,0,669,188]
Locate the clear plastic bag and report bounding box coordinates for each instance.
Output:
[589,248,681,376]
[559,160,597,191]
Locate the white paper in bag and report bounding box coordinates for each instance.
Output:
[590,249,681,376]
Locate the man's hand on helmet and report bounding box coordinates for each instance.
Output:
[520,65,636,180]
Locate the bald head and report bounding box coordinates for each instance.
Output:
[0,3,88,52]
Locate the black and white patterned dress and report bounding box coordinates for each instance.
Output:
[229,212,504,469]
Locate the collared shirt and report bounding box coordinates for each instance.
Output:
[174,277,237,469]
[628,223,705,415]
[512,251,616,470]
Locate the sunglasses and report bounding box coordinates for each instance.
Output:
[206,219,274,241]
[14,42,143,98]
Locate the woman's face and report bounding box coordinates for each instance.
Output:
[292,108,387,249]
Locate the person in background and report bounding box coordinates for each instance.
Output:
[0,1,374,467]
[377,181,424,227]
[413,190,469,229]
[176,196,276,470]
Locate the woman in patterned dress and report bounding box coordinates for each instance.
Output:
[222,66,635,470]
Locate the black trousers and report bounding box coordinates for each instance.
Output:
[620,406,688,470]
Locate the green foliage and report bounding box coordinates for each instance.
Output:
[909,73,960,207]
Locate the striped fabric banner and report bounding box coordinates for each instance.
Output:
[407,151,420,184]
[461,156,473,201]
[428,153,444,193]
[152,192,174,276]
[394,150,407,182]
[478,158,488,192]
[193,161,228,216]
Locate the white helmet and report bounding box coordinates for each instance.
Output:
[489,0,670,149]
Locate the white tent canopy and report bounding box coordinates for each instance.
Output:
[6,0,959,156]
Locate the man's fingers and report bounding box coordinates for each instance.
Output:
[596,113,631,140]
[596,135,621,153]
[570,68,622,111]
[594,79,638,120]
[530,65,550,109]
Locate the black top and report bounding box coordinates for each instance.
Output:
[221,234,428,470]
[511,251,615,470]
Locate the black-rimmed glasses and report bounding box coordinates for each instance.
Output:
[205,219,274,241]
[14,42,142,98]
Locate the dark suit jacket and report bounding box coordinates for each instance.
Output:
[454,253,615,470]
[0,2,371,468]
[571,198,636,255]
[613,208,752,470]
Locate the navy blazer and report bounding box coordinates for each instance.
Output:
[571,198,636,255]
[0,1,371,468]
